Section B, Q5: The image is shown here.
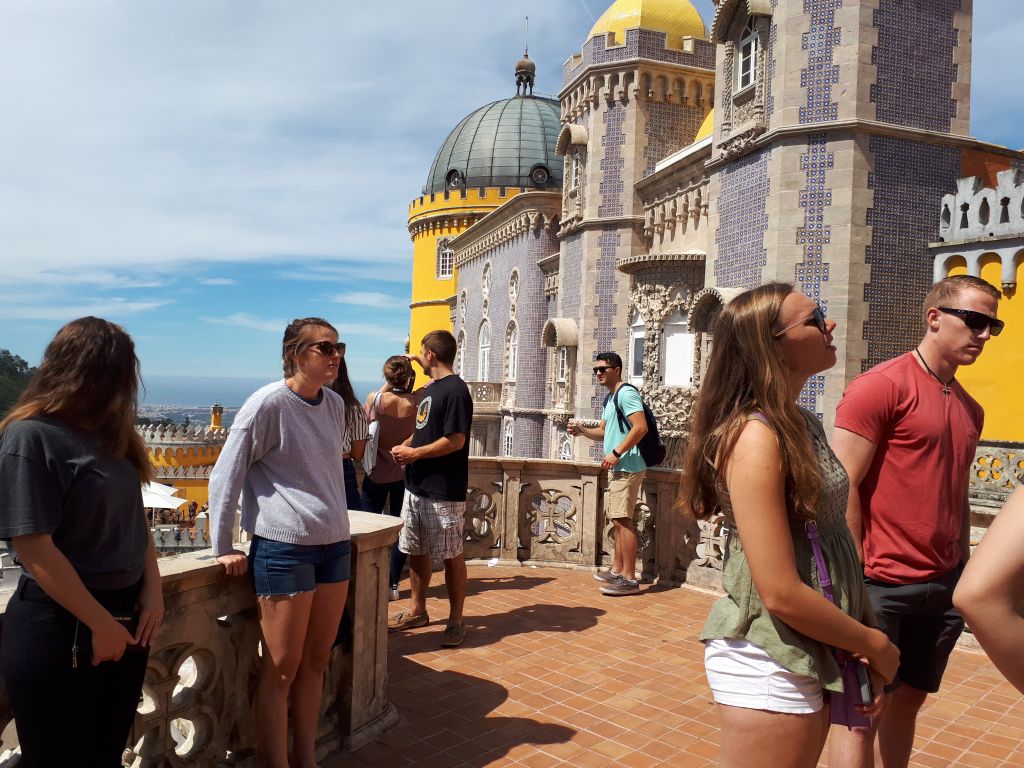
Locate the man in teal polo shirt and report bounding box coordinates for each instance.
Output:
[568,351,648,596]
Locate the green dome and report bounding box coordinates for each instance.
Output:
[425,96,563,195]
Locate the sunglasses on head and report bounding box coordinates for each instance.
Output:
[775,305,827,337]
[937,307,1004,336]
[306,340,346,357]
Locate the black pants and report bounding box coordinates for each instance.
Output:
[360,475,408,589]
[1,576,149,768]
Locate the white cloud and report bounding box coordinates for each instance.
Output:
[198,277,236,286]
[200,313,287,333]
[328,291,396,309]
[0,298,170,321]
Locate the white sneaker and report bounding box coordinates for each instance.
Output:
[388,586,400,602]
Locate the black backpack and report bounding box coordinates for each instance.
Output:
[605,383,667,467]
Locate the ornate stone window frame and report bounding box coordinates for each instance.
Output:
[558,435,573,461]
[503,417,515,457]
[736,18,758,92]
[714,1,773,161]
[627,311,645,387]
[556,123,589,233]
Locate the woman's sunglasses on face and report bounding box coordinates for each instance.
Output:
[937,307,1004,337]
[775,305,827,338]
[306,341,346,357]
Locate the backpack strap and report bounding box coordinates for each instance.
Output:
[368,391,383,424]
[611,384,634,432]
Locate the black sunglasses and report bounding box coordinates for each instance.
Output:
[775,305,827,337]
[937,307,1004,337]
[306,341,346,357]
[592,365,614,375]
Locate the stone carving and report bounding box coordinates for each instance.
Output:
[719,124,767,161]
[528,489,578,544]
[970,444,1024,508]
[693,512,728,571]
[464,487,500,555]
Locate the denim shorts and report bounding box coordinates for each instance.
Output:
[249,535,351,597]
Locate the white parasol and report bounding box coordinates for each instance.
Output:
[142,482,186,510]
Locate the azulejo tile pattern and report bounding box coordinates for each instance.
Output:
[714,148,771,288]
[864,136,961,368]
[599,105,626,218]
[795,133,835,416]
[590,227,623,460]
[642,102,704,178]
[799,0,843,125]
[564,29,715,85]
[872,0,960,133]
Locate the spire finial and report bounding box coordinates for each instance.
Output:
[515,17,536,96]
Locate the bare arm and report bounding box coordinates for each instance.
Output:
[349,439,367,462]
[727,422,899,683]
[953,487,1024,693]
[134,534,165,647]
[12,534,135,664]
[391,433,466,466]
[831,427,878,564]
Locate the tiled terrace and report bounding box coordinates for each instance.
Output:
[329,565,1024,768]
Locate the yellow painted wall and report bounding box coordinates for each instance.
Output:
[948,256,1024,441]
[408,187,525,385]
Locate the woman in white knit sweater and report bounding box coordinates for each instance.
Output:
[209,317,350,768]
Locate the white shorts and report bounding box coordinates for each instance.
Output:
[704,638,824,714]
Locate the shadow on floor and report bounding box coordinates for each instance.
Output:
[391,602,605,653]
[346,659,576,767]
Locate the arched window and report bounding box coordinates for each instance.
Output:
[503,418,514,456]
[436,238,454,279]
[478,322,491,382]
[661,311,696,387]
[628,312,645,386]
[559,436,573,461]
[737,18,758,90]
[506,322,519,382]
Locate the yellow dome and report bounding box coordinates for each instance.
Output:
[588,0,707,48]
[695,109,714,142]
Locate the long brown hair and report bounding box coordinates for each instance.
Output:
[328,355,361,421]
[0,317,152,482]
[680,283,821,522]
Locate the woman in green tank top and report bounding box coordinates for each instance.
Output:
[680,284,899,768]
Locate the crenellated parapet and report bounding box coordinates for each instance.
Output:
[137,423,228,446]
[931,169,1024,290]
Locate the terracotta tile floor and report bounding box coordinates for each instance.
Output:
[328,565,1024,767]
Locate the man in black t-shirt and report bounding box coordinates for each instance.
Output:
[388,330,473,648]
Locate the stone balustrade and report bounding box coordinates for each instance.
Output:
[460,457,719,589]
[970,441,1024,511]
[0,511,401,767]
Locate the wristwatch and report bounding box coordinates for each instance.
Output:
[611,448,621,458]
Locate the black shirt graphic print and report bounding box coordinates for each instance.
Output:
[404,374,473,502]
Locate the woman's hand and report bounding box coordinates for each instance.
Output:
[134,574,165,647]
[217,551,249,576]
[91,616,134,665]
[857,627,900,685]
[857,667,886,716]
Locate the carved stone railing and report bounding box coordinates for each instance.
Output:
[465,381,503,416]
[970,441,1024,510]
[461,458,714,588]
[0,512,402,766]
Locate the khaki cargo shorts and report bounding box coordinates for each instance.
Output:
[606,470,646,520]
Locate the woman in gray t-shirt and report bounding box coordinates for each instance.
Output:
[209,317,351,768]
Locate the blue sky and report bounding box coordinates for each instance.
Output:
[1,1,1021,404]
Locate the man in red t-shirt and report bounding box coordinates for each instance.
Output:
[828,275,1002,768]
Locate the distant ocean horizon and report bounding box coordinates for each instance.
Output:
[141,374,380,409]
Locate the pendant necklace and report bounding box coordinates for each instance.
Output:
[915,348,951,396]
